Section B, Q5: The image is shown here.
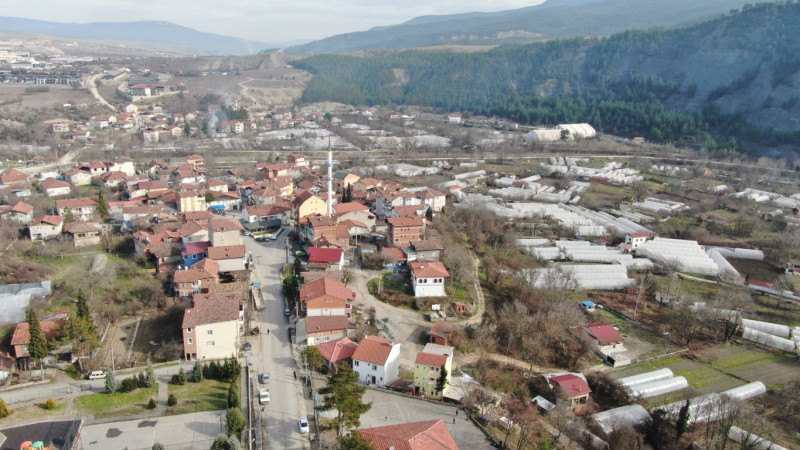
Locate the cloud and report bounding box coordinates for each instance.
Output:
[0,0,545,43]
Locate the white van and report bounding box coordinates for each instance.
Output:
[88,370,106,380]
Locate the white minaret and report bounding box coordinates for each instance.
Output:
[327,139,333,216]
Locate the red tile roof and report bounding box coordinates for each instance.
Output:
[549,374,591,398]
[584,323,624,345]
[333,202,369,214]
[305,315,350,333]
[207,245,246,260]
[308,247,343,264]
[300,277,354,303]
[10,202,33,214]
[415,352,448,368]
[32,215,64,226]
[56,197,98,209]
[352,335,399,366]
[182,293,241,328]
[317,337,358,365]
[209,218,244,232]
[40,178,70,189]
[381,247,406,261]
[387,216,424,228]
[358,419,459,450]
[409,260,449,278]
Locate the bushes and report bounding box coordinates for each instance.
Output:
[0,398,10,418]
[227,379,240,408]
[192,360,203,382]
[167,393,177,407]
[226,408,245,437]
[148,398,157,409]
[199,357,240,382]
[44,398,56,410]
[118,376,139,393]
[171,368,186,385]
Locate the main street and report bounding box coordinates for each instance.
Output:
[244,231,310,450]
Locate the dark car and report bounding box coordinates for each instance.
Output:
[243,342,252,351]
[284,308,292,317]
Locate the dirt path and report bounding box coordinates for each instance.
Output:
[87,73,116,112]
[460,254,486,325]
[454,352,560,374]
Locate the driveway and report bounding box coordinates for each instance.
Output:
[80,410,225,450]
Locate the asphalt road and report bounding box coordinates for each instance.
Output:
[245,232,311,450]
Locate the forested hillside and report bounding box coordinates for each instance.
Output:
[286,0,751,55]
[294,2,800,155]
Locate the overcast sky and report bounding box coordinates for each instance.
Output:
[0,0,546,44]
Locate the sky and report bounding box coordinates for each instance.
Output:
[0,0,546,44]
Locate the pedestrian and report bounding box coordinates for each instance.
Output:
[455,410,458,417]
[293,371,297,379]
[267,329,270,335]
[385,416,388,421]
[453,417,456,424]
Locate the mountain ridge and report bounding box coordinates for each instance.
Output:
[286,0,753,55]
[0,17,275,56]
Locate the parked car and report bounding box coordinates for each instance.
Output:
[255,236,268,242]
[295,250,306,257]
[88,370,106,380]
[284,308,292,317]
[260,372,270,384]
[243,342,252,351]
[298,417,310,433]
[259,389,270,404]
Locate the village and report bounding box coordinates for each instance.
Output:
[0,50,797,450]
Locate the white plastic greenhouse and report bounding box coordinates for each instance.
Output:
[629,377,689,399]
[635,238,719,276]
[723,381,767,401]
[742,328,797,353]
[592,405,651,436]
[741,319,792,338]
[618,368,674,388]
[527,264,636,290]
[728,426,789,450]
[706,249,740,279]
[709,247,765,260]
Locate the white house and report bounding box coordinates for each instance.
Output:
[64,170,92,187]
[207,245,247,272]
[409,260,450,298]
[28,215,64,240]
[39,179,71,197]
[352,335,401,387]
[624,232,650,250]
[182,292,243,361]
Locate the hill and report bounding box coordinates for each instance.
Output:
[286,0,752,55]
[0,17,272,56]
[292,3,800,154]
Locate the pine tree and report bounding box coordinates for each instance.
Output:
[144,356,156,388]
[676,399,691,441]
[76,290,90,320]
[226,408,245,437]
[63,207,75,223]
[105,370,117,393]
[317,364,372,436]
[425,207,433,221]
[26,309,49,378]
[227,379,240,408]
[435,364,449,399]
[192,360,203,382]
[97,191,109,220]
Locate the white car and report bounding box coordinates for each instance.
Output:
[298,417,310,433]
[259,389,270,404]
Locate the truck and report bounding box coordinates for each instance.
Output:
[251,283,265,311]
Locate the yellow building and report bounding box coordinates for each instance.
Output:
[179,190,207,213]
[413,343,454,399]
[292,191,328,219]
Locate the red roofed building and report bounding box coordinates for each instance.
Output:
[624,232,651,250]
[40,178,71,197]
[207,245,247,272]
[28,215,64,240]
[413,343,454,399]
[387,216,425,247]
[409,260,449,297]
[173,263,219,298]
[352,335,401,387]
[182,292,243,360]
[357,419,459,450]
[547,373,592,414]
[56,197,98,221]
[299,277,355,317]
[11,309,70,369]
[307,247,345,271]
[582,323,628,366]
[0,201,34,224]
[0,168,29,185]
[299,315,351,345]
[317,337,358,373]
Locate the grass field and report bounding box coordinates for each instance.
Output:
[166,379,229,416]
[73,386,158,419]
[3,399,67,423]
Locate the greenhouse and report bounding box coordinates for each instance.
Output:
[635,238,719,276]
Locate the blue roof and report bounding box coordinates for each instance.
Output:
[582,301,596,307]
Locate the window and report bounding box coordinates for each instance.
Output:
[207,330,213,335]
[187,338,193,344]
[354,361,359,366]
[186,328,192,333]
[372,364,377,370]
[207,341,215,347]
